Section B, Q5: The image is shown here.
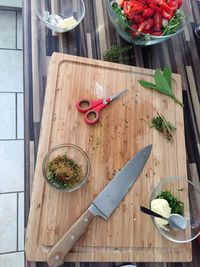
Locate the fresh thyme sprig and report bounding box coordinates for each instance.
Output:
[148,113,176,141]
[103,45,133,63]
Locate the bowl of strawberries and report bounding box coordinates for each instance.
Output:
[107,0,192,45]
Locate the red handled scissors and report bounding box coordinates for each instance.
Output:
[76,89,128,125]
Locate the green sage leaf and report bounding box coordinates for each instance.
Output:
[138,80,157,90]
[154,69,174,97]
[163,66,172,88]
[138,67,184,107]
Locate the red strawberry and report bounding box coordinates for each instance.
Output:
[153,12,162,31]
[168,0,178,11]
[162,10,172,20]
[142,8,155,18]
[160,1,171,13]
[144,18,154,30]
[119,0,125,8]
[138,22,146,32]
[132,15,144,24]
[131,23,139,37]
[149,3,162,13]
[177,0,183,8]
[151,31,162,36]
[131,23,138,30]
[145,0,158,5]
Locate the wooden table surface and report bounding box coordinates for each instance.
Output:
[23,1,200,267]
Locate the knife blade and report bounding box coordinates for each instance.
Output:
[47,144,152,266]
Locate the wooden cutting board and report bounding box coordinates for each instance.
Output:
[25,53,191,262]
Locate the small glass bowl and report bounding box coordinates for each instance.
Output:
[150,176,200,243]
[34,0,85,33]
[106,0,192,46]
[42,144,90,192]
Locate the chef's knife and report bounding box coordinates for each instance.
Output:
[47,144,152,266]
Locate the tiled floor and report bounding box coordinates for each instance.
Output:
[0,0,22,8]
[0,1,24,266]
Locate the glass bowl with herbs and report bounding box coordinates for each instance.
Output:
[107,0,192,46]
[42,144,90,192]
[150,176,200,243]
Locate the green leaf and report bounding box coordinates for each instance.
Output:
[154,69,174,97]
[138,67,184,107]
[163,66,172,88]
[138,80,158,90]
[173,97,184,107]
[162,12,185,36]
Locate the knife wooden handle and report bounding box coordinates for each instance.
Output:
[47,209,94,267]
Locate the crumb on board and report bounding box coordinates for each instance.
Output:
[36,203,41,209]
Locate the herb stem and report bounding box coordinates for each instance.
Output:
[148,113,176,141]
[173,96,184,107]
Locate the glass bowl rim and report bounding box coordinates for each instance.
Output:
[42,143,91,192]
[34,0,86,30]
[150,176,200,243]
[106,0,192,40]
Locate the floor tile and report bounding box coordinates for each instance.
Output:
[0,0,22,8]
[0,193,17,253]
[17,93,24,139]
[0,93,16,139]
[0,140,24,193]
[17,12,22,49]
[0,252,24,267]
[0,10,16,49]
[0,50,23,92]
[18,192,24,251]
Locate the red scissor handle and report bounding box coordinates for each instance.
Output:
[84,110,99,125]
[84,102,109,125]
[77,97,111,125]
[76,98,103,113]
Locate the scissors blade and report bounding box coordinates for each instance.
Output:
[109,88,128,102]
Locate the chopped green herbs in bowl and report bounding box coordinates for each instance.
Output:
[156,190,184,215]
[42,144,90,192]
[150,176,200,243]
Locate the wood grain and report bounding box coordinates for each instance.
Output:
[47,210,94,266]
[25,53,191,262]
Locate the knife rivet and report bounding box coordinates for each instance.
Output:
[54,255,60,260]
[70,235,75,240]
[84,218,88,222]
